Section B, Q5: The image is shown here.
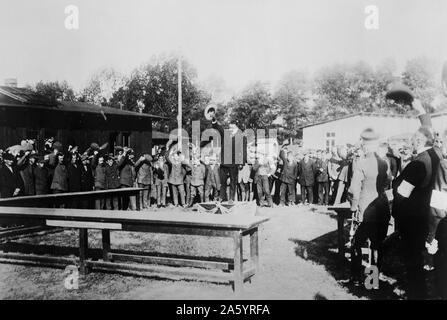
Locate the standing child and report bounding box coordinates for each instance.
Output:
[204,154,220,202]
[188,158,206,206]
[238,163,252,201]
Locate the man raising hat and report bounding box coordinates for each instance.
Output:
[0,152,24,198]
[392,108,442,299]
[348,127,391,286]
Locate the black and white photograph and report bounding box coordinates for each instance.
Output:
[0,0,447,305]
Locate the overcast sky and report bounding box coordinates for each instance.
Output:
[1,0,447,92]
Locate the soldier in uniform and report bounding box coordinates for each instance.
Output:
[348,128,391,285]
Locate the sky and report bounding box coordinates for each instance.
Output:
[1,0,447,93]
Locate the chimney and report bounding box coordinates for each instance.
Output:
[4,78,18,87]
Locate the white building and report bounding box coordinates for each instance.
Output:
[301,112,447,151]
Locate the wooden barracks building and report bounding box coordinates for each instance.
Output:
[0,86,167,155]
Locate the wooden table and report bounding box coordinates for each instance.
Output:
[327,204,352,259]
[0,188,146,210]
[0,206,269,293]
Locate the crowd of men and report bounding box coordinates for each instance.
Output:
[0,100,446,299]
[346,99,447,300]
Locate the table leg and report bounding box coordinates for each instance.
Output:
[337,215,345,259]
[250,227,259,272]
[102,229,111,261]
[233,231,243,293]
[79,228,88,274]
[136,192,141,211]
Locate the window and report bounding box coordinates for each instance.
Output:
[122,132,131,147]
[326,132,336,152]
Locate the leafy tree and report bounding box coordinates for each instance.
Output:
[273,70,309,138]
[33,80,76,102]
[402,56,437,110]
[80,68,126,106]
[109,54,211,132]
[226,81,277,131]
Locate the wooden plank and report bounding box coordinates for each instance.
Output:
[86,260,233,283]
[233,231,244,293]
[0,207,269,230]
[46,220,122,230]
[79,229,88,274]
[337,215,346,259]
[109,253,231,270]
[0,188,146,203]
[102,230,111,262]
[0,226,49,239]
[250,227,259,272]
[124,224,235,237]
[0,252,77,266]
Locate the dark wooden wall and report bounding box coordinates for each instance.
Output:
[0,124,152,156]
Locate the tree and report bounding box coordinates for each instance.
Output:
[80,68,126,106]
[33,80,76,102]
[402,56,437,110]
[312,60,404,119]
[273,70,309,138]
[109,54,211,132]
[226,81,277,131]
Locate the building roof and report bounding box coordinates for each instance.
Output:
[298,111,421,129]
[0,86,167,120]
[0,86,56,106]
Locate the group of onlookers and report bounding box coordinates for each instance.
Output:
[346,99,447,300]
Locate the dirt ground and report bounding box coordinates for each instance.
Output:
[0,204,413,300]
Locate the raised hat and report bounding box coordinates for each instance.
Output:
[360,127,380,142]
[204,104,217,121]
[385,83,414,105]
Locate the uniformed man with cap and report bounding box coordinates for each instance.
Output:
[348,127,391,285]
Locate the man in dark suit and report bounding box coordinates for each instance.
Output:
[279,146,298,206]
[67,153,82,208]
[427,157,447,299]
[211,118,247,204]
[80,154,95,209]
[315,150,330,205]
[393,101,441,299]
[0,152,24,198]
[298,152,316,205]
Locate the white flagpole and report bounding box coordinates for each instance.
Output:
[177,55,182,153]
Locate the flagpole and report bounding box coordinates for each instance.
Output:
[177,54,182,153]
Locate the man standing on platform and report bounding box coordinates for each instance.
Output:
[210,113,246,204]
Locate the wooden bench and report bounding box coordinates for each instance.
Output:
[0,188,146,210]
[0,206,269,293]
